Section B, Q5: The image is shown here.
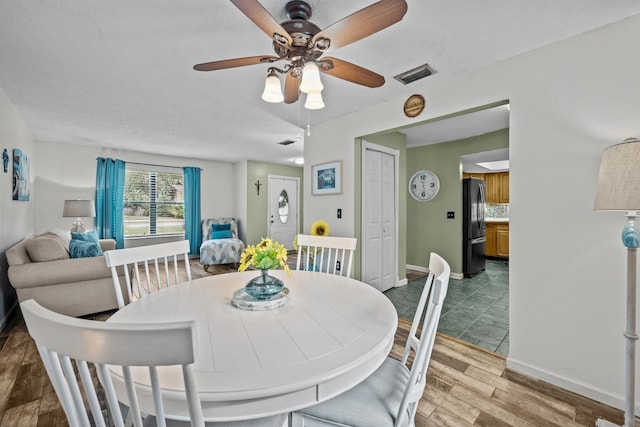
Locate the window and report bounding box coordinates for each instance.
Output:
[124,168,184,237]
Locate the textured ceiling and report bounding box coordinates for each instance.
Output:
[1,1,639,165]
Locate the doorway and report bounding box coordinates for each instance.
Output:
[267,175,299,251]
[361,141,399,292]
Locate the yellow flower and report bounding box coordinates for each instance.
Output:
[311,220,330,236]
[238,237,290,274]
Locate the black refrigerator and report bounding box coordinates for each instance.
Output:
[463,178,486,278]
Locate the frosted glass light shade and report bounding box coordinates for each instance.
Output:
[304,91,325,110]
[299,62,323,94]
[261,73,284,103]
[594,138,640,211]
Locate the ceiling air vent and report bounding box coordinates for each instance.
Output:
[278,140,296,146]
[394,63,435,85]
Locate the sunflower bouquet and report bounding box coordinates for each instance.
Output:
[238,237,291,274]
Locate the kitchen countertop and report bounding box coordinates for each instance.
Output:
[486,218,509,223]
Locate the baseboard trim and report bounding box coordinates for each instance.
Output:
[507,357,638,414]
[406,264,463,280]
[396,278,408,287]
[406,264,428,273]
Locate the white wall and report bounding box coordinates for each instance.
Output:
[0,86,36,328]
[34,142,237,243]
[303,15,640,411]
[233,160,248,243]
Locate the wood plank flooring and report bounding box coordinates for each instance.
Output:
[0,260,630,426]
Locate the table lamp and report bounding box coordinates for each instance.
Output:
[62,199,96,233]
[594,137,640,427]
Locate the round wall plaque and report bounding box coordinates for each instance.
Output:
[403,94,425,118]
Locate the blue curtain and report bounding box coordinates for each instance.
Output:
[95,157,126,249]
[184,166,201,255]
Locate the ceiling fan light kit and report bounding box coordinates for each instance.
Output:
[304,91,325,110]
[299,61,323,94]
[194,0,408,110]
[261,69,285,103]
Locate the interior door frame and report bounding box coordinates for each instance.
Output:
[267,174,300,249]
[361,140,400,288]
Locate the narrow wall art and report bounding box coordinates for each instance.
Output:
[12,148,30,201]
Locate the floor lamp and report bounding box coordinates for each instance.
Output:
[595,138,640,427]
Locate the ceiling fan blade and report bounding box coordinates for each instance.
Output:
[230,0,293,47]
[193,55,280,71]
[284,73,300,104]
[313,0,407,50]
[319,57,385,88]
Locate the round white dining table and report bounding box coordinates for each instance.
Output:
[106,269,398,422]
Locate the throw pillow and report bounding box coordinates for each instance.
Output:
[211,230,233,239]
[39,231,71,252]
[71,229,100,243]
[69,239,104,258]
[210,223,232,239]
[211,223,231,231]
[26,236,70,262]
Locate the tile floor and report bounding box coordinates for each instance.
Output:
[384,259,509,355]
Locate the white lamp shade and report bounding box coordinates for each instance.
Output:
[304,91,325,110]
[594,138,640,211]
[63,199,96,218]
[299,62,323,94]
[261,74,284,103]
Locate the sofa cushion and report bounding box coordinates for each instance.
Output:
[26,236,70,262]
[69,239,104,258]
[71,229,100,244]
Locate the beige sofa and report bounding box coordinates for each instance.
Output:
[7,232,128,317]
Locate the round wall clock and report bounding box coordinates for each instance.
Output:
[409,169,440,202]
[403,94,425,118]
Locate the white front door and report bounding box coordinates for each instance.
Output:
[362,142,398,292]
[268,175,299,251]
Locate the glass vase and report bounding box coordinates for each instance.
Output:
[244,269,284,300]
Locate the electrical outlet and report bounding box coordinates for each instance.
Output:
[337,208,342,219]
[336,260,341,271]
[447,211,455,219]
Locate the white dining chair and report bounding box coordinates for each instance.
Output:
[295,234,357,277]
[21,299,288,427]
[21,298,203,427]
[104,240,192,308]
[290,252,451,427]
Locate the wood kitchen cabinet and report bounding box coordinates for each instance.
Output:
[485,172,509,203]
[485,221,509,258]
[485,223,497,257]
[499,172,509,203]
[496,224,509,257]
[463,172,485,180]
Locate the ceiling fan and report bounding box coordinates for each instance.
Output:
[193,0,408,108]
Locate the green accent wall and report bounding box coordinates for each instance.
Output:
[354,132,407,282]
[406,129,509,273]
[246,161,303,246]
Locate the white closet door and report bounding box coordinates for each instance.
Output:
[362,143,397,292]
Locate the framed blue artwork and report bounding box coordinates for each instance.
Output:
[12,148,30,201]
[312,160,342,195]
